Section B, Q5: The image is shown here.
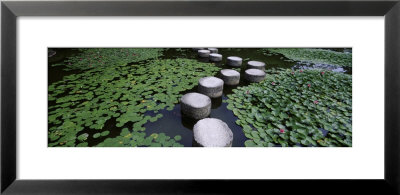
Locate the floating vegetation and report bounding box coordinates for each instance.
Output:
[225,68,352,147]
[51,48,164,71]
[48,57,221,147]
[96,131,184,147]
[49,48,352,147]
[265,48,352,67]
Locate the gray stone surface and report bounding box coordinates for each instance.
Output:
[198,76,224,98]
[220,69,240,85]
[181,93,211,120]
[247,61,265,70]
[198,49,210,58]
[209,53,223,62]
[245,69,266,83]
[208,48,218,53]
[193,118,233,147]
[227,56,242,67]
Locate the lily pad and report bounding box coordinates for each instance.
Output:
[227,69,352,147]
[48,53,220,147]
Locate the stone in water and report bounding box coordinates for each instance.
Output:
[193,118,233,147]
[227,56,242,67]
[180,92,211,120]
[198,76,224,98]
[209,53,223,62]
[198,50,211,58]
[247,61,265,70]
[245,69,266,83]
[208,48,218,53]
[220,69,240,85]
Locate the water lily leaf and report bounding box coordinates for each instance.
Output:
[244,140,257,147]
[174,135,182,141]
[93,133,101,139]
[101,131,110,136]
[226,68,352,147]
[77,133,89,142]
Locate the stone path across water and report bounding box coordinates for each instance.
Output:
[180,48,267,147]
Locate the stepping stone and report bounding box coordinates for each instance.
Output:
[198,76,224,98]
[180,93,211,120]
[247,61,265,70]
[208,48,218,53]
[198,49,210,58]
[227,56,242,67]
[220,69,240,85]
[193,118,233,147]
[209,53,223,62]
[245,69,266,83]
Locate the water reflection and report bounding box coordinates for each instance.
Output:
[211,97,222,109]
[197,57,210,63]
[293,62,351,74]
[180,115,198,130]
[223,85,237,95]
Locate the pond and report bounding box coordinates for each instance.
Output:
[48,48,352,147]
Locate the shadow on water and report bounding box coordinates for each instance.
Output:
[48,48,82,84]
[49,48,352,147]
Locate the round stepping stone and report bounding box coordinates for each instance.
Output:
[247,61,265,70]
[193,118,233,147]
[209,53,222,62]
[220,69,240,85]
[198,50,210,58]
[227,56,242,67]
[198,76,224,98]
[245,69,266,83]
[180,93,211,120]
[208,48,218,53]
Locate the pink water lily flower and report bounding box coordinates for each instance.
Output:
[300,70,303,73]
[271,82,276,85]
[291,72,294,75]
[321,72,325,75]
[313,100,319,104]
[246,90,249,94]
[307,84,311,87]
[280,129,285,133]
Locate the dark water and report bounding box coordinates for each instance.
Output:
[48,48,82,84]
[48,48,352,147]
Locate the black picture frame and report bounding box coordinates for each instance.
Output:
[1,0,399,194]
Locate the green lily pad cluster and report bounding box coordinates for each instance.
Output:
[49,58,221,147]
[265,48,352,67]
[51,48,164,71]
[226,68,352,147]
[94,130,184,147]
